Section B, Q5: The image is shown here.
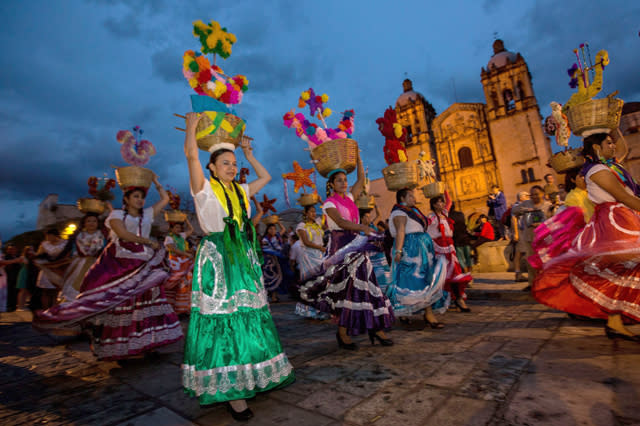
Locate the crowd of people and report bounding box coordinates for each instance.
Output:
[0,121,639,421]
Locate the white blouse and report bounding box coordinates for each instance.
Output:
[296,220,324,246]
[106,207,155,240]
[388,210,425,238]
[192,181,251,234]
[323,193,355,231]
[586,164,634,204]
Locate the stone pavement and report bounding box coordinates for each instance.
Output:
[1,273,639,426]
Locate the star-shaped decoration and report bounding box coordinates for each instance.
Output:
[260,194,277,214]
[282,161,315,193]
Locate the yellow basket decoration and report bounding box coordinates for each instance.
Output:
[195,111,246,152]
[297,193,321,207]
[549,148,585,173]
[115,166,154,190]
[355,194,375,210]
[262,215,279,225]
[310,139,358,178]
[564,96,623,137]
[164,210,187,223]
[77,198,105,214]
[382,162,420,191]
[422,181,446,199]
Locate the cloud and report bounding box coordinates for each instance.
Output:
[151,47,183,83]
[103,13,141,39]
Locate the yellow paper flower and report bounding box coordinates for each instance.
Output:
[213,80,227,98]
[301,91,310,101]
[323,108,332,117]
[321,94,329,103]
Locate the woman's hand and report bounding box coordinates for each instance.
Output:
[394,251,402,263]
[361,225,373,235]
[147,239,160,250]
[240,135,253,157]
[185,112,202,132]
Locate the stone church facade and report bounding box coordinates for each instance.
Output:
[371,40,556,218]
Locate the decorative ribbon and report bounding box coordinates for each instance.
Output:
[196,111,246,140]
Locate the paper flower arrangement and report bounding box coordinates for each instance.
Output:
[283,88,355,149]
[193,20,237,59]
[117,126,156,167]
[565,44,609,109]
[182,20,249,106]
[87,176,116,201]
[376,107,408,165]
[183,50,248,105]
[167,190,181,210]
[259,194,277,214]
[281,161,318,207]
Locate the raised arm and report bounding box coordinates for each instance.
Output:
[325,207,372,235]
[615,128,629,163]
[151,173,170,217]
[349,150,365,199]
[242,136,271,196]
[184,217,194,238]
[184,112,206,194]
[590,170,640,212]
[250,195,264,227]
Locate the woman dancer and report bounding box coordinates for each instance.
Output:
[59,213,106,302]
[388,188,448,327]
[532,132,640,340]
[163,219,194,315]
[298,153,394,350]
[427,193,473,312]
[34,174,183,359]
[34,229,71,309]
[182,113,293,420]
[293,205,328,319]
[261,223,286,302]
[360,207,393,295]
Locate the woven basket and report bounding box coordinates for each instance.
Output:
[164,210,187,223]
[422,181,446,199]
[196,112,246,152]
[382,162,420,191]
[77,198,105,214]
[310,139,358,178]
[564,97,624,137]
[115,166,153,190]
[549,148,584,173]
[262,215,279,225]
[355,194,375,209]
[297,193,320,207]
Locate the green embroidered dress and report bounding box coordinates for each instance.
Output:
[182,179,294,404]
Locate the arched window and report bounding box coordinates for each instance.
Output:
[528,168,535,182]
[517,81,526,99]
[521,169,528,184]
[490,91,499,109]
[458,147,473,168]
[504,89,515,111]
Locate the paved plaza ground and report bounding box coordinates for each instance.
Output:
[1,273,639,426]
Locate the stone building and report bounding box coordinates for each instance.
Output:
[621,102,640,179]
[371,39,556,218]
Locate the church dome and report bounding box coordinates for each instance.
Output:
[487,39,518,69]
[396,79,426,108]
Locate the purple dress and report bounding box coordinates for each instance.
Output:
[34,208,183,360]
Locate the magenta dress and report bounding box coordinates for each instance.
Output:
[34,207,183,360]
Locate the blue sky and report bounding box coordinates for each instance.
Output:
[1,0,638,240]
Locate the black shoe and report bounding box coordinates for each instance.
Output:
[226,403,254,421]
[368,330,394,346]
[454,299,471,313]
[605,326,640,342]
[336,332,358,350]
[424,317,445,329]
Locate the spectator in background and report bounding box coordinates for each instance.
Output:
[512,186,552,289]
[2,244,21,311]
[543,173,559,200]
[449,203,473,273]
[510,191,530,282]
[557,184,567,202]
[487,185,507,240]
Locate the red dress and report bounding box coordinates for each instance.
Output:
[532,203,640,321]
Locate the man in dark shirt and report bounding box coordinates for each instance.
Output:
[449,204,472,273]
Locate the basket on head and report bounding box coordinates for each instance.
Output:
[382,162,420,191]
[355,194,375,210]
[195,111,246,152]
[262,215,279,225]
[549,148,585,173]
[422,181,446,199]
[310,139,358,178]
[115,166,154,191]
[297,193,321,207]
[77,198,105,214]
[564,97,624,137]
[164,210,187,223]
